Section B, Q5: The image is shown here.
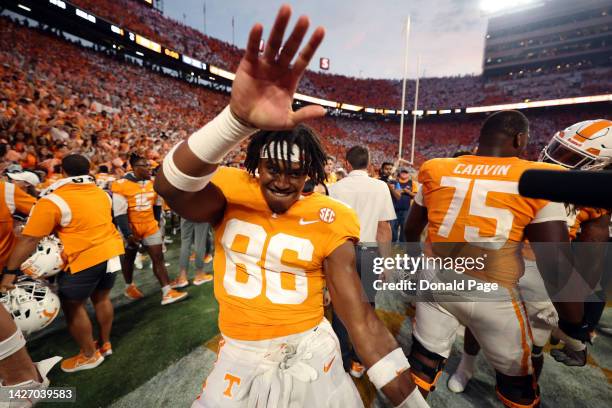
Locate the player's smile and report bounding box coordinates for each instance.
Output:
[258,159,307,214]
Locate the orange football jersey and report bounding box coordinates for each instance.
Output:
[0,181,36,269]
[211,167,360,341]
[417,156,566,286]
[22,183,124,273]
[111,177,160,239]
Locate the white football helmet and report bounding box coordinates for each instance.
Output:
[20,236,65,279]
[540,119,612,170]
[0,278,60,335]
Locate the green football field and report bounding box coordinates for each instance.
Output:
[25,240,612,407]
[29,243,219,408]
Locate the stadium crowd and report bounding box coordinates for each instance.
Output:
[0,3,611,407]
[69,0,611,110]
[3,13,607,185]
[0,12,608,182]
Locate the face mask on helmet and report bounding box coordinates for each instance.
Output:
[0,278,60,335]
[540,120,612,171]
[20,236,65,279]
[540,138,596,169]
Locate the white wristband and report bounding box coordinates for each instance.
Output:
[162,142,217,192]
[367,348,410,390]
[395,387,430,408]
[187,105,257,164]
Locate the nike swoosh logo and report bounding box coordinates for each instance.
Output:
[299,219,319,225]
[324,356,335,373]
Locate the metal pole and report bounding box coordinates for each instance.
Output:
[410,56,421,165]
[398,16,411,162]
[203,2,206,34]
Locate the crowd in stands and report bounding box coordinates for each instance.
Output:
[68,0,610,111]
[1,13,610,183]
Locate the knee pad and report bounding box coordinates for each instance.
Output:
[0,328,26,360]
[495,372,540,408]
[408,335,446,392]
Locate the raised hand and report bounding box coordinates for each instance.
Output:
[229,4,326,130]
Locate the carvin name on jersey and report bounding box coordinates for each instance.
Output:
[452,163,511,176]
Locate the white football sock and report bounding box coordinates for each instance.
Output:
[448,353,475,393]
[162,285,171,296]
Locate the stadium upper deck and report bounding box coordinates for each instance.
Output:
[1,14,608,175]
[67,0,612,111]
[484,0,612,78]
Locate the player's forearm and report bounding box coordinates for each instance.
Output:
[349,308,398,367]
[153,205,162,223]
[376,221,392,244]
[6,235,40,270]
[349,308,417,405]
[157,106,256,197]
[114,214,133,238]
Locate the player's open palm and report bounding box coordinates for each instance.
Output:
[230,4,326,130]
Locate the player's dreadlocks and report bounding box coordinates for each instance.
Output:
[244,124,327,185]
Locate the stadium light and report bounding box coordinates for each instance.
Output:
[480,0,542,15]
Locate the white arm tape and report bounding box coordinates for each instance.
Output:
[0,328,26,360]
[187,105,257,164]
[367,347,410,390]
[162,142,217,192]
[395,387,430,408]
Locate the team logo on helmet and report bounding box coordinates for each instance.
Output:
[20,236,65,279]
[540,119,612,170]
[0,278,60,335]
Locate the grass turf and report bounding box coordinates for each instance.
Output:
[28,243,219,408]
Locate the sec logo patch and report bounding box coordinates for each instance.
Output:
[319,207,335,223]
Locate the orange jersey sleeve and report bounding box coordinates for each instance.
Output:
[22,198,61,238]
[1,182,36,267]
[13,184,36,215]
[211,167,360,340]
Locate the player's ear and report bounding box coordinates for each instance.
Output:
[514,132,527,149]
